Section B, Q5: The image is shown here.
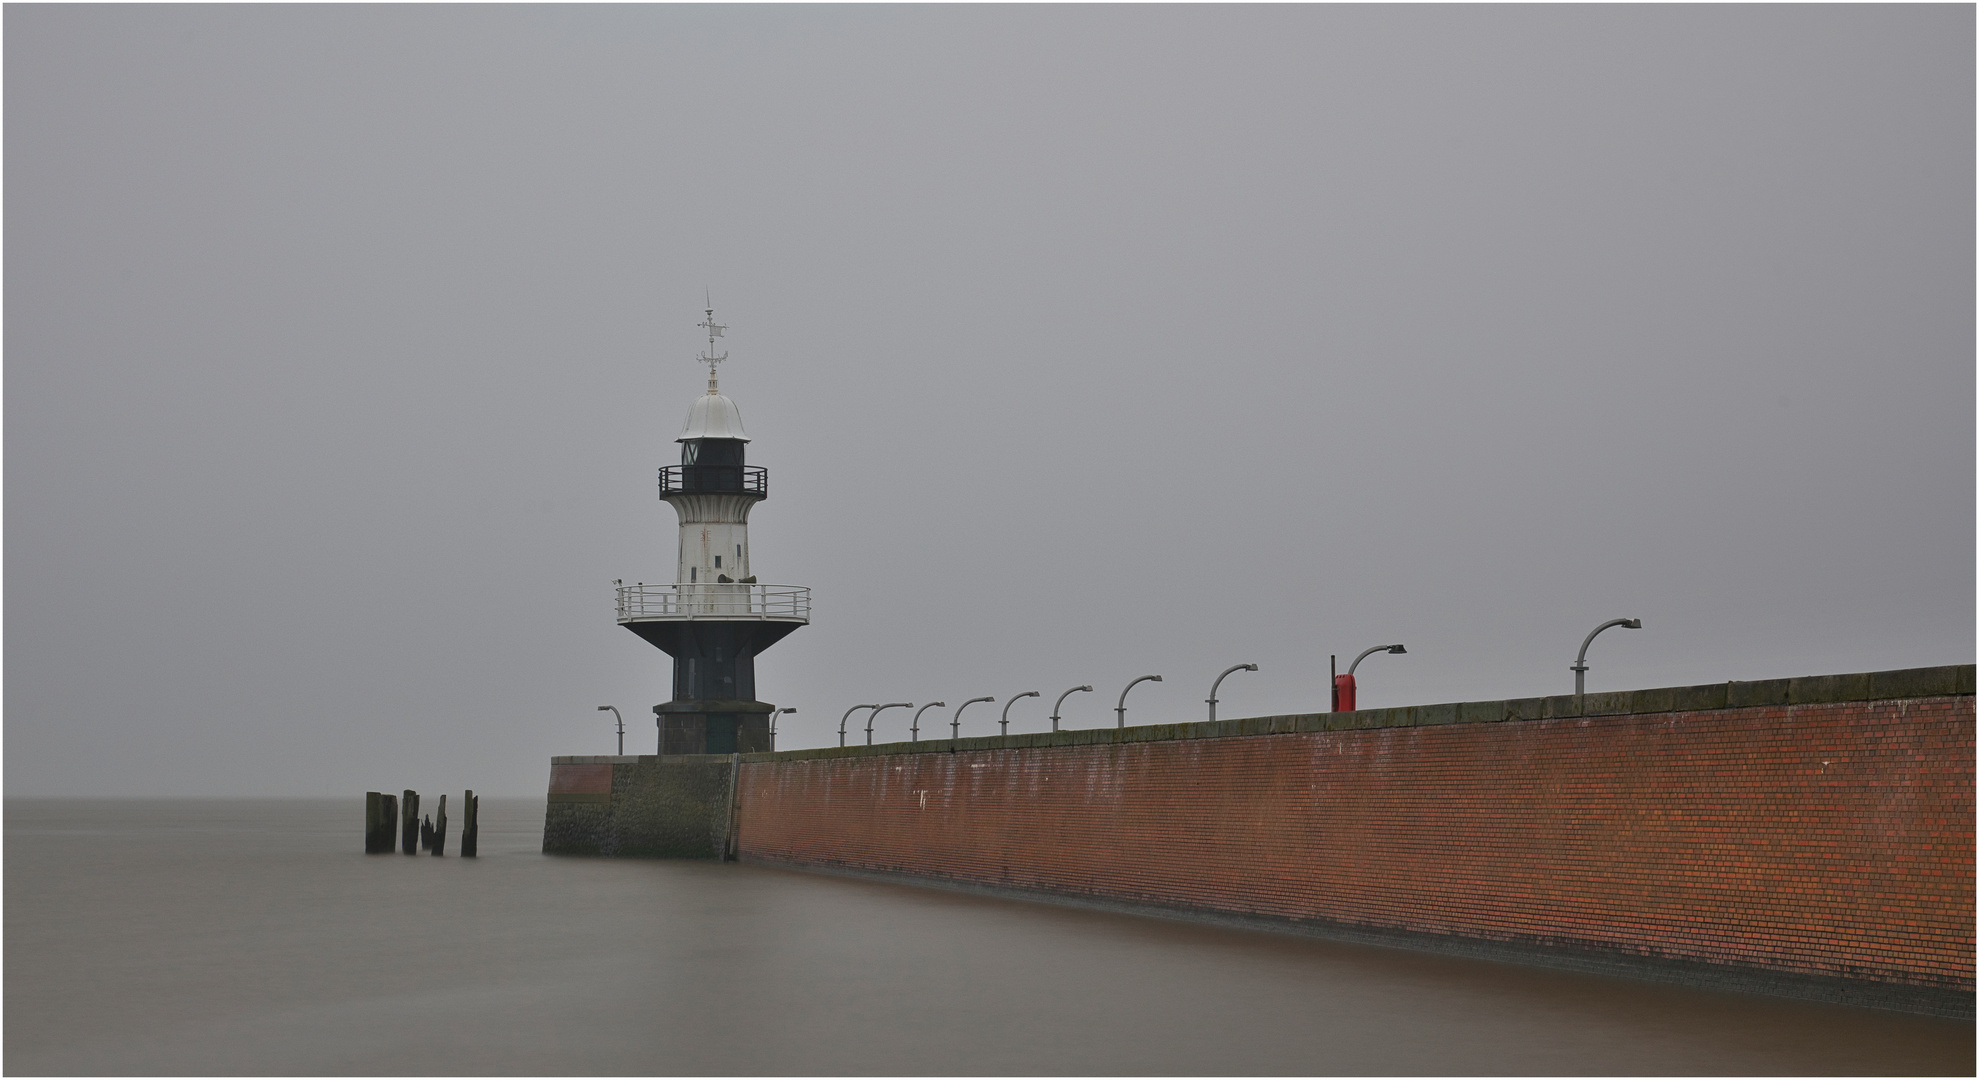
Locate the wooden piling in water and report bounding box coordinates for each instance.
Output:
[461,790,479,857]
[364,792,393,853]
[401,791,420,854]
[433,794,448,855]
[420,815,433,851]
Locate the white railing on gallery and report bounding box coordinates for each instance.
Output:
[615,582,811,622]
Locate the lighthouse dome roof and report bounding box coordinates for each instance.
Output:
[678,390,749,442]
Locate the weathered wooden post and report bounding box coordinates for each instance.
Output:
[420,815,433,851]
[364,792,393,852]
[401,791,420,854]
[461,790,479,857]
[382,792,397,850]
[433,794,449,856]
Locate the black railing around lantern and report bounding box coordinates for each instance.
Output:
[659,464,767,497]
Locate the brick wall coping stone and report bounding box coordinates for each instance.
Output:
[746,663,1975,764]
[551,754,738,765]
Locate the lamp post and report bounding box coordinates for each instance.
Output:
[1350,644,1406,676]
[597,705,623,755]
[952,697,994,738]
[1206,664,1258,723]
[1000,691,1040,735]
[1115,675,1162,728]
[1050,685,1093,732]
[1333,645,1404,712]
[773,707,795,751]
[910,702,945,743]
[839,704,877,747]
[867,702,913,745]
[1573,618,1642,696]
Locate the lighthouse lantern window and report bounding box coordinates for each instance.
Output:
[680,438,745,467]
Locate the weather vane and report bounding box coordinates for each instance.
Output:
[697,290,728,394]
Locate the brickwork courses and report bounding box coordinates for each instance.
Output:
[733,668,1973,1015]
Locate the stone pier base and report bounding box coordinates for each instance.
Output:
[543,755,739,858]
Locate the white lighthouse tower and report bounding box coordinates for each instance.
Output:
[615,305,809,754]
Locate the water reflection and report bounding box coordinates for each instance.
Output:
[6,799,1970,1075]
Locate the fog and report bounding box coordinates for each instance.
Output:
[8,6,1971,795]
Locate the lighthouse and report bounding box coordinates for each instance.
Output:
[615,305,809,754]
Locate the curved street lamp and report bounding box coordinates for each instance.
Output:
[1050,685,1094,732]
[1573,618,1642,696]
[952,696,994,738]
[1350,644,1406,676]
[867,702,913,745]
[1333,645,1405,712]
[910,701,945,743]
[1206,664,1258,723]
[839,704,877,747]
[772,707,795,751]
[1115,675,1163,728]
[597,705,623,756]
[1000,691,1041,735]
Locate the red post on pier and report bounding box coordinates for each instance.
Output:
[1333,673,1356,713]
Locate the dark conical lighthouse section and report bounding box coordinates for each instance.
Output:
[616,306,809,754]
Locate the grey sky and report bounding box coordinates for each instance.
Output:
[8,6,1971,796]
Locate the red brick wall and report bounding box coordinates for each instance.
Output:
[737,698,1974,989]
[548,763,613,794]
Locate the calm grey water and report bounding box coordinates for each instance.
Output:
[5,799,1970,1076]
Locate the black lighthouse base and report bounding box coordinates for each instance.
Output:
[621,619,797,755]
[654,700,775,755]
